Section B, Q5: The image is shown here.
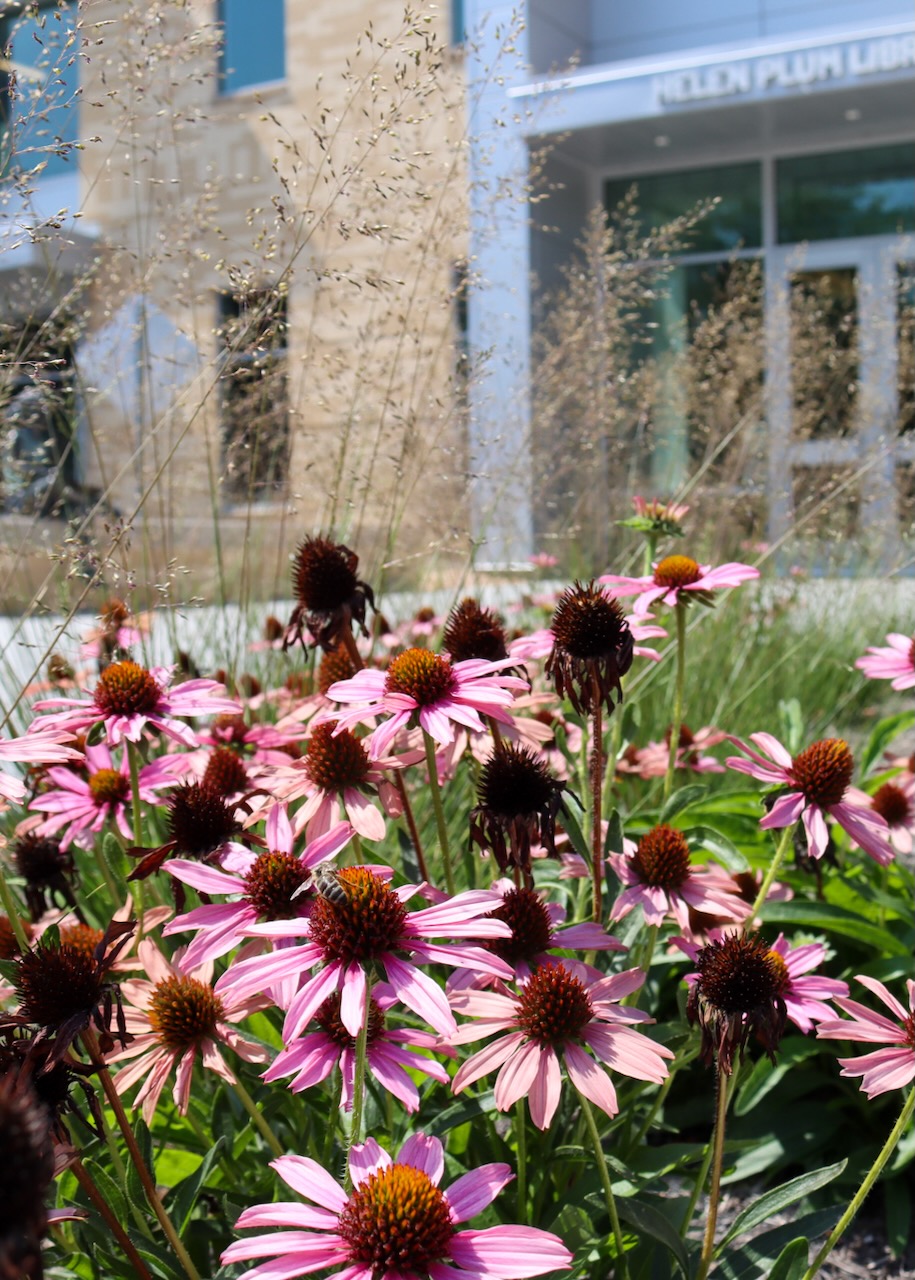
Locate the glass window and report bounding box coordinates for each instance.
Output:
[604,163,762,253]
[777,145,915,244]
[217,0,284,95]
[0,1,79,179]
[217,287,290,504]
[451,0,464,45]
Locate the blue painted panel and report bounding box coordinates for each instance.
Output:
[218,0,285,94]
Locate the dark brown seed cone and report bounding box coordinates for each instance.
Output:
[546,582,633,716]
[470,744,567,876]
[0,1068,54,1280]
[687,931,786,1075]
[443,598,508,664]
[12,834,79,923]
[5,920,135,1066]
[284,536,375,653]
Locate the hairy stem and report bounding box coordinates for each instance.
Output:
[750,822,795,919]
[696,1061,730,1280]
[229,1076,284,1158]
[577,1089,630,1280]
[663,600,687,802]
[71,1156,155,1280]
[423,729,454,895]
[590,676,604,923]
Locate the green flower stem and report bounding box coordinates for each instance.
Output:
[323,1069,344,1168]
[601,705,625,815]
[576,1088,631,1280]
[86,1040,202,1280]
[644,533,658,578]
[423,729,455,896]
[680,1071,735,1237]
[229,1076,284,1158]
[801,1087,915,1280]
[696,1062,730,1280]
[590,682,605,923]
[750,822,795,920]
[516,1099,527,1224]
[126,740,146,931]
[624,925,659,1009]
[346,980,373,1189]
[71,1155,155,1280]
[94,835,121,900]
[0,866,29,952]
[663,601,687,802]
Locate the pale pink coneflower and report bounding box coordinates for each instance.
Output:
[450,962,672,1129]
[30,742,185,850]
[106,938,269,1124]
[616,724,727,779]
[0,731,82,804]
[326,648,528,761]
[163,807,354,970]
[263,982,451,1112]
[221,1131,572,1280]
[846,776,915,855]
[677,931,848,1034]
[215,870,514,1041]
[855,632,915,690]
[273,721,423,840]
[631,495,689,525]
[29,659,242,748]
[816,975,915,1097]
[608,825,751,934]
[600,555,759,618]
[725,733,896,866]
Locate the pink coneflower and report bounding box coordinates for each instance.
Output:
[855,633,915,690]
[678,931,848,1034]
[616,724,727,779]
[217,872,514,1040]
[609,826,751,934]
[106,939,269,1123]
[29,660,242,748]
[630,495,689,527]
[274,722,422,840]
[163,808,354,969]
[326,648,528,760]
[263,983,451,1112]
[30,742,184,850]
[600,555,759,618]
[222,1131,572,1280]
[816,975,915,1097]
[450,963,672,1129]
[846,776,915,855]
[0,731,81,805]
[725,733,895,866]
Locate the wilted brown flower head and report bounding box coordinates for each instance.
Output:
[285,536,374,653]
[470,744,568,877]
[443,598,509,664]
[546,582,633,716]
[12,834,78,922]
[687,931,786,1074]
[7,920,135,1064]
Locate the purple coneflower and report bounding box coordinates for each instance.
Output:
[221,1132,572,1280]
[450,962,672,1130]
[29,660,241,747]
[600,555,758,618]
[816,975,915,1097]
[726,733,896,866]
[855,632,915,690]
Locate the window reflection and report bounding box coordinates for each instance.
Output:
[777,145,915,244]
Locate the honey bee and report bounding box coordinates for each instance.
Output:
[310,864,350,907]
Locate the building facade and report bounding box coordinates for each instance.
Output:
[0,0,467,604]
[464,1,915,569]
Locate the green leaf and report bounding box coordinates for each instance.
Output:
[125,1118,155,1211]
[885,1174,911,1258]
[734,1038,822,1116]
[659,783,708,824]
[760,900,908,955]
[859,711,915,777]
[616,1197,689,1277]
[766,1237,811,1280]
[170,1137,225,1234]
[682,825,748,872]
[604,808,624,856]
[561,806,590,864]
[718,1160,846,1248]
[82,1160,128,1225]
[551,1203,596,1253]
[135,1242,182,1280]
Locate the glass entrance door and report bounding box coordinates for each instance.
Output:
[765,236,915,571]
